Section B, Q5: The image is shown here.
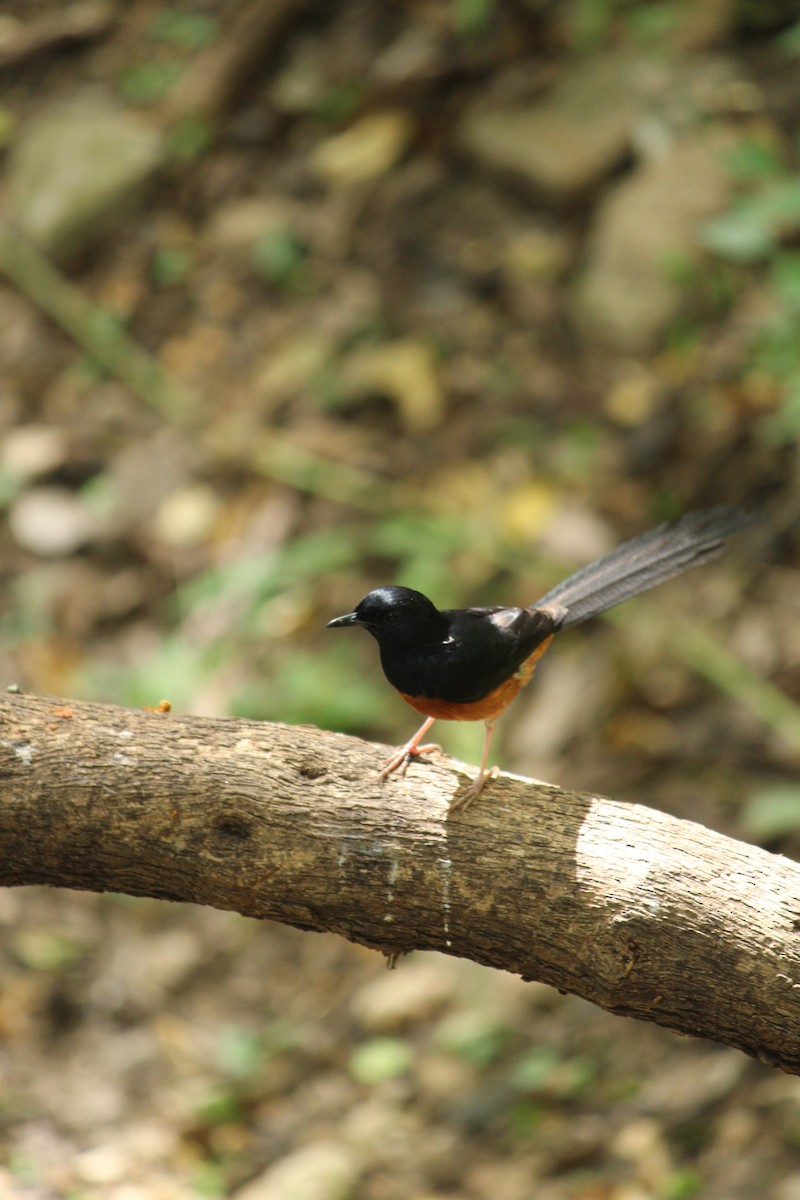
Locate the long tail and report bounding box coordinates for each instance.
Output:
[533,506,755,630]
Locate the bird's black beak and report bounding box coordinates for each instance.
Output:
[326,611,361,629]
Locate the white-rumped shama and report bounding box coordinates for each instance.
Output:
[327,506,754,811]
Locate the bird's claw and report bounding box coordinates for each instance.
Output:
[380,742,442,781]
[448,765,500,813]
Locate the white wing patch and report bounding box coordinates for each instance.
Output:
[488,608,525,630]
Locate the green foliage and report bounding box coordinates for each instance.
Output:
[213,1026,270,1081]
[194,1088,244,1128]
[702,176,800,263]
[512,1047,598,1099]
[233,643,393,730]
[370,513,477,599]
[0,466,24,512]
[12,930,88,971]
[80,527,374,719]
[703,138,800,442]
[510,1046,563,1091]
[452,0,496,35]
[568,0,619,50]
[625,3,679,40]
[661,1167,704,1199]
[253,227,310,291]
[348,1037,414,1083]
[316,82,365,125]
[167,116,213,161]
[724,137,784,183]
[508,1099,546,1136]
[119,61,184,104]
[148,9,218,51]
[120,8,217,108]
[434,1010,509,1067]
[565,0,680,51]
[777,19,800,53]
[177,528,361,626]
[190,1162,227,1200]
[740,783,800,842]
[152,246,196,287]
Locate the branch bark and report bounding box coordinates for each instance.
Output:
[1,692,799,1073]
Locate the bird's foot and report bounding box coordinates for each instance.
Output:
[448,765,500,813]
[380,741,442,781]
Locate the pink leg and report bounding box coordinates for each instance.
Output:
[380,716,440,780]
[449,719,499,813]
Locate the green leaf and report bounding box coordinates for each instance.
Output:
[194,1089,243,1128]
[771,251,800,311]
[215,1027,267,1081]
[724,137,782,182]
[434,1011,509,1066]
[149,9,218,50]
[662,1167,704,1200]
[119,61,183,104]
[511,1047,562,1091]
[702,177,800,263]
[453,0,496,35]
[701,209,775,263]
[167,116,213,161]
[254,228,308,290]
[777,20,800,55]
[12,930,87,971]
[152,246,195,287]
[348,1037,414,1084]
[741,784,800,841]
[234,643,392,731]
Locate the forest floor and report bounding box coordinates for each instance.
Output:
[1,2,800,1197]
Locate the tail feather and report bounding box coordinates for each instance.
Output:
[532,506,755,630]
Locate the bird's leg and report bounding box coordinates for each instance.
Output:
[380,716,440,780]
[449,719,499,812]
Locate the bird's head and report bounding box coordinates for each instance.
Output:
[326,586,446,645]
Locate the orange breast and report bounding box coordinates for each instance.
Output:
[398,634,554,723]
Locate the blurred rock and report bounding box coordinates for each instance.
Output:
[573,130,734,351]
[270,37,327,114]
[458,51,643,201]
[0,2,113,69]
[311,111,414,185]
[603,364,661,427]
[0,424,68,480]
[775,1172,800,1200]
[234,1139,361,1200]
[351,960,456,1031]
[342,338,444,431]
[638,1047,746,1116]
[371,24,442,88]
[611,1117,671,1190]
[151,484,221,549]
[74,1142,131,1186]
[537,504,616,565]
[9,486,99,556]
[206,197,299,255]
[503,226,571,283]
[8,100,163,261]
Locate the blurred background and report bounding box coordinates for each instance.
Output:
[1,1,800,1196]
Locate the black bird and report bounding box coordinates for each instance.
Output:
[327,507,754,811]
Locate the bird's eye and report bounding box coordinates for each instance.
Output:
[384,610,400,624]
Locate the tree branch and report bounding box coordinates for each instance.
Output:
[1,693,798,1073]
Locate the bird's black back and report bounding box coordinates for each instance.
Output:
[377,604,562,703]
